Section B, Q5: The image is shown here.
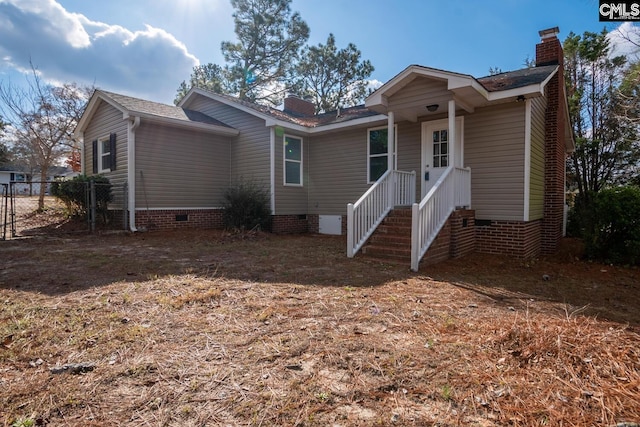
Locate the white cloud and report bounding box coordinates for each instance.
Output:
[607,22,640,61]
[0,0,199,103]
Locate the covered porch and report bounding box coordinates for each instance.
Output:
[346,66,488,271]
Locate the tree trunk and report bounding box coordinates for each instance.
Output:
[38,168,47,211]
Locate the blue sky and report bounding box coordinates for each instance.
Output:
[0,0,637,105]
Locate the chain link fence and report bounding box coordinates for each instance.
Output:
[1,180,128,240]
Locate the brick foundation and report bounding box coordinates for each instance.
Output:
[134,209,224,231]
[270,214,310,234]
[475,219,541,259]
[420,209,475,266]
[421,220,452,266]
[449,210,476,258]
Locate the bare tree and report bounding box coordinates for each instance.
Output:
[0,64,93,209]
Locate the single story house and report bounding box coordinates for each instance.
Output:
[0,165,76,195]
[74,27,574,271]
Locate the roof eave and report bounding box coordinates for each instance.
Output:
[136,112,239,136]
[73,90,128,138]
[181,88,277,123]
[306,114,388,134]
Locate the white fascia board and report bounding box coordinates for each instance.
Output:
[486,67,558,102]
[366,65,464,107]
[74,91,128,138]
[486,84,546,102]
[307,114,388,134]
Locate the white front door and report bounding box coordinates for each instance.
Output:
[421,118,463,198]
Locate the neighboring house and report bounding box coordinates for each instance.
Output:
[74,27,574,270]
[0,165,75,195]
[0,167,30,186]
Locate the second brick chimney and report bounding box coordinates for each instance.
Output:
[284,94,316,117]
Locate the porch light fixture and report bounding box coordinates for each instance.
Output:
[516,95,526,102]
[426,104,439,112]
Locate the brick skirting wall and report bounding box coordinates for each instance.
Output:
[475,219,542,259]
[449,210,476,258]
[134,209,224,231]
[270,214,310,234]
[421,219,452,265]
[307,214,319,234]
[421,209,476,266]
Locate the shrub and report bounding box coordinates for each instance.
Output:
[222,180,271,231]
[583,186,640,265]
[51,174,113,220]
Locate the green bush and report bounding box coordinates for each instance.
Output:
[51,174,113,219]
[583,186,640,265]
[222,180,271,231]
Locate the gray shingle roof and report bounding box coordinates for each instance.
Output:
[203,91,381,128]
[99,90,234,129]
[477,65,558,92]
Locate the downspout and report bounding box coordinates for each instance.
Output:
[523,99,532,222]
[128,116,141,231]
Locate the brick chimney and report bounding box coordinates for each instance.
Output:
[536,27,567,255]
[536,27,562,67]
[283,94,316,117]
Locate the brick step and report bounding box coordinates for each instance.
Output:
[369,234,411,246]
[375,224,411,235]
[387,208,412,217]
[361,244,411,260]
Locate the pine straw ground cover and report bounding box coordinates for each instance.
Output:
[0,230,639,426]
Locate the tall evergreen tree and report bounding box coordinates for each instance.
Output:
[220,0,309,106]
[564,29,634,197]
[174,63,228,104]
[295,34,374,113]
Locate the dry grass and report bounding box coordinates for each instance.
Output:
[1,230,639,426]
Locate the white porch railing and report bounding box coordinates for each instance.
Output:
[411,166,471,271]
[347,170,416,258]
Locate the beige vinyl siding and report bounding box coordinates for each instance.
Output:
[396,120,422,202]
[308,126,377,215]
[465,102,526,220]
[275,132,308,214]
[134,122,230,209]
[186,95,270,186]
[388,77,449,113]
[529,96,547,220]
[83,100,128,207]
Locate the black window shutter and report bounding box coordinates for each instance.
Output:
[92,140,98,174]
[109,133,117,171]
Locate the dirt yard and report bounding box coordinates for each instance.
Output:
[1,229,639,426]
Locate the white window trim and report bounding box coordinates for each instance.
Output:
[98,135,111,173]
[283,134,303,187]
[367,125,398,184]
